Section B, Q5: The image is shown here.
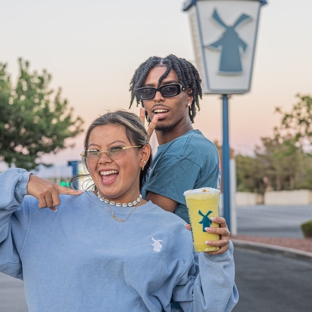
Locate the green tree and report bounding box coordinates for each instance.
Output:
[255,129,303,191]
[235,94,312,194]
[276,94,312,147]
[0,58,84,170]
[235,153,266,195]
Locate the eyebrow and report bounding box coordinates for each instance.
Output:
[88,140,127,148]
[143,80,179,87]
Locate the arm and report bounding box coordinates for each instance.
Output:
[173,242,239,312]
[0,168,31,230]
[0,168,82,279]
[145,191,177,213]
[0,168,31,278]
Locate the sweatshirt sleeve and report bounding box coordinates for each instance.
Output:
[0,168,31,279]
[173,241,239,312]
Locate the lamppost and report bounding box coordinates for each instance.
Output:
[183,0,267,231]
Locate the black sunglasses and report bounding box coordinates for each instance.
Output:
[136,83,185,100]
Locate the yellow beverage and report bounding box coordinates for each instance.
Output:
[184,187,220,252]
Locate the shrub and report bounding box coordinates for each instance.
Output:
[301,219,312,238]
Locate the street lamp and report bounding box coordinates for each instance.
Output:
[183,0,267,231]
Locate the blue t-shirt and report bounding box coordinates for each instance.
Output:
[142,129,221,223]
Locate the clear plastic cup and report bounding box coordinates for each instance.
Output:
[184,187,220,252]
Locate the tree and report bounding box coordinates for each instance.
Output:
[0,58,84,170]
[235,153,266,195]
[235,94,312,194]
[275,94,312,148]
[254,130,303,191]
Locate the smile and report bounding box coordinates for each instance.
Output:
[153,109,169,114]
[100,170,118,176]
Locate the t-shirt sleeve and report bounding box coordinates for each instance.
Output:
[144,156,201,204]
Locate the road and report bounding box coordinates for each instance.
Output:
[0,272,27,312]
[233,247,312,312]
[236,205,312,238]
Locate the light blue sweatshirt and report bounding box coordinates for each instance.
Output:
[0,168,238,312]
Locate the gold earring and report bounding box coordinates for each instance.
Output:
[142,160,146,171]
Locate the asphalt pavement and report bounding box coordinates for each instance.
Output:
[233,247,312,312]
[236,205,312,238]
[0,272,27,312]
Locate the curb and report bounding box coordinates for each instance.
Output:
[232,239,312,263]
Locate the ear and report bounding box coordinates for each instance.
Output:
[186,88,193,106]
[140,144,151,166]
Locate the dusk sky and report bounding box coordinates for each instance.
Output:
[1,0,312,172]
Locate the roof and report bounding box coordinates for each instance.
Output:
[182,0,268,12]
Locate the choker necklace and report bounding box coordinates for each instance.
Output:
[97,191,142,223]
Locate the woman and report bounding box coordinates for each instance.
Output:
[0,110,238,311]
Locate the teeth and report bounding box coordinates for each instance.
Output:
[100,170,118,176]
[154,109,168,113]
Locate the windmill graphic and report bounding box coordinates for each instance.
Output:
[198,210,213,232]
[206,9,252,75]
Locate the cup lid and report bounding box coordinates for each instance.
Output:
[183,187,220,196]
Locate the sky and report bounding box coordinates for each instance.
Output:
[1,0,312,174]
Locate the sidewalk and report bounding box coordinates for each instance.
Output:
[232,235,312,262]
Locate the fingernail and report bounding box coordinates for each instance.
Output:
[210,217,217,221]
[205,227,213,232]
[205,241,213,245]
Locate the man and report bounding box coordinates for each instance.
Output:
[129,55,228,254]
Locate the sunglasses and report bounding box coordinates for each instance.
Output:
[80,145,142,161]
[136,83,185,100]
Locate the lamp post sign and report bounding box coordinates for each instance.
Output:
[183,0,266,94]
[183,0,267,231]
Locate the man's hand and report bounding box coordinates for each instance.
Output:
[27,175,83,212]
[140,107,158,141]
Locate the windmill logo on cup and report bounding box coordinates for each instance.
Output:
[198,210,213,232]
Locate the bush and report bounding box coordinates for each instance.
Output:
[301,219,312,238]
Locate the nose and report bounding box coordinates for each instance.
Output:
[98,151,112,164]
[153,90,164,102]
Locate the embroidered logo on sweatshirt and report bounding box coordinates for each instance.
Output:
[151,237,163,252]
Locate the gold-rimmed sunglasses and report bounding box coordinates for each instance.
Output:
[80,145,142,161]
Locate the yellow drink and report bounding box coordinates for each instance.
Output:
[184,187,220,252]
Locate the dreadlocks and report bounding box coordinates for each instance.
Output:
[129,54,202,123]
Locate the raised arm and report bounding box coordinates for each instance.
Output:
[0,168,82,279]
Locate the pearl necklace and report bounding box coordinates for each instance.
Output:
[97,191,142,222]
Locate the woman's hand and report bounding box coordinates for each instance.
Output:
[185,217,231,255]
[27,175,83,212]
[140,107,158,141]
[205,217,230,255]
